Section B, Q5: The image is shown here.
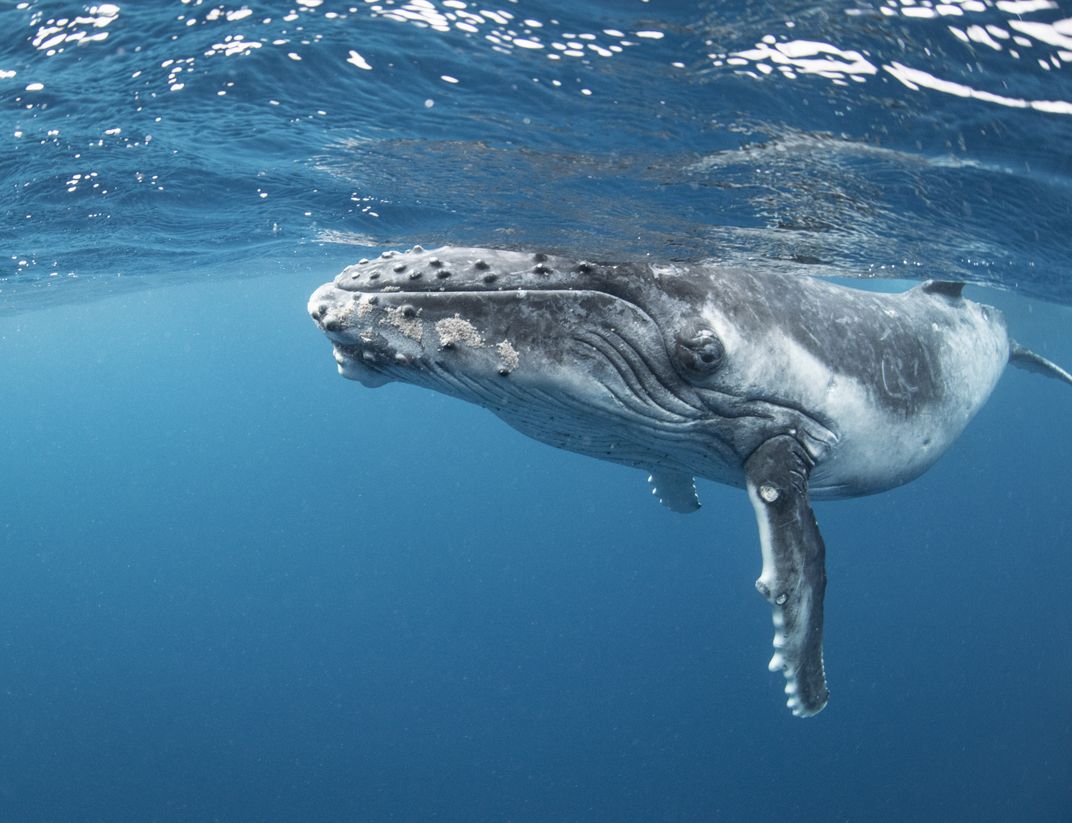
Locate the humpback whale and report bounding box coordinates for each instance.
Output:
[308,246,1071,717]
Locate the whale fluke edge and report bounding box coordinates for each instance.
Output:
[309,246,1071,717]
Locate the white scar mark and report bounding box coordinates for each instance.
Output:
[383,305,423,342]
[354,294,377,318]
[497,339,520,373]
[435,315,484,348]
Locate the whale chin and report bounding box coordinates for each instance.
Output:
[332,345,394,388]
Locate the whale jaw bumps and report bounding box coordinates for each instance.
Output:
[309,245,1060,718]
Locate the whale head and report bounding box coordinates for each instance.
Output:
[307,246,828,487]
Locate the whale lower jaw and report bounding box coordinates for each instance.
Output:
[331,344,395,387]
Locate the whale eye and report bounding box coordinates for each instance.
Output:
[675,326,724,375]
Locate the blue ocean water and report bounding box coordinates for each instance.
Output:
[1,1,1071,820]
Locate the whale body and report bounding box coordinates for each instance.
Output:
[308,246,1071,716]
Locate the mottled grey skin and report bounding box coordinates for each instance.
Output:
[308,246,1071,717]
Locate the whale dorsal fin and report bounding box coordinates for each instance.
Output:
[920,280,965,300]
[1009,341,1072,386]
[648,470,701,513]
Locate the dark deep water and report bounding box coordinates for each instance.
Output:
[2,1,1071,821]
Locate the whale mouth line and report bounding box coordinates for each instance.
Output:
[345,286,577,296]
[335,284,609,301]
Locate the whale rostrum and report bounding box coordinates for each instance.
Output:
[309,246,1072,717]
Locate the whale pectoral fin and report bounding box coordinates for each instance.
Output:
[744,436,829,718]
[1009,340,1072,386]
[647,470,701,513]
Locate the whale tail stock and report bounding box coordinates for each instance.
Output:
[1009,341,1072,387]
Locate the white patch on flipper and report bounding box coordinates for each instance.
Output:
[749,480,778,595]
[747,477,825,717]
